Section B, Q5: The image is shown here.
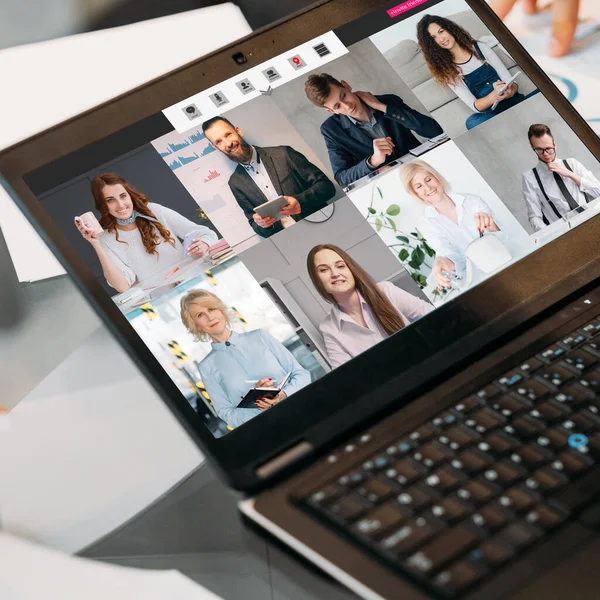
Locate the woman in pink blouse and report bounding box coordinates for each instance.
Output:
[307,244,433,369]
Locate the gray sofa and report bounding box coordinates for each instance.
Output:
[383,10,537,138]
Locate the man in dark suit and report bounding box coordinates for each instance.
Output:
[305,73,444,187]
[202,116,336,238]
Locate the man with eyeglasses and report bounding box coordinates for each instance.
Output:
[522,123,600,232]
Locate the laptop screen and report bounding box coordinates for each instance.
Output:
[23,0,600,439]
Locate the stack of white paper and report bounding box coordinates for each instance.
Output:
[0,533,223,600]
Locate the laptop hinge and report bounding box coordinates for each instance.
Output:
[255,441,313,479]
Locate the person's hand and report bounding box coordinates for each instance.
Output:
[255,377,274,389]
[255,391,286,411]
[279,196,301,216]
[354,90,387,113]
[490,80,508,102]
[488,0,580,57]
[474,211,496,232]
[547,160,571,177]
[432,256,457,290]
[253,213,277,228]
[187,238,209,258]
[74,217,102,246]
[503,83,518,99]
[369,137,395,168]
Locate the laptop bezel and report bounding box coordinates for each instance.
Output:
[1,0,600,493]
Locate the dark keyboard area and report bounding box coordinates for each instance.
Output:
[298,316,600,598]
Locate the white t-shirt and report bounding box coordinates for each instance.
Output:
[99,202,218,286]
[448,42,513,112]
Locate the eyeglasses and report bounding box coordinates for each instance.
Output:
[533,146,556,156]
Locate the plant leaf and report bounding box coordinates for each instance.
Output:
[415,228,425,241]
[410,246,425,267]
[386,217,397,232]
[398,248,409,261]
[396,235,409,244]
[410,272,425,289]
[408,260,420,270]
[375,217,383,232]
[368,207,377,214]
[377,186,383,199]
[422,240,436,258]
[386,204,400,216]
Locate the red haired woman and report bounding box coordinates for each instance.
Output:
[75,173,218,292]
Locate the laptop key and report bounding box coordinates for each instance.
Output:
[478,539,515,566]
[497,521,543,550]
[475,383,501,401]
[553,384,591,407]
[409,423,438,443]
[525,504,568,530]
[559,334,587,350]
[387,457,426,485]
[497,369,524,388]
[537,427,570,451]
[473,501,515,531]
[537,364,575,387]
[531,400,570,423]
[492,394,530,418]
[485,460,526,487]
[352,500,411,539]
[515,379,551,401]
[433,559,489,595]
[538,344,566,362]
[378,515,444,556]
[505,415,546,440]
[429,495,475,524]
[510,443,552,468]
[502,486,540,512]
[413,441,454,468]
[439,425,479,451]
[310,483,344,505]
[458,479,501,505]
[425,465,467,493]
[406,524,481,574]
[527,467,569,493]
[554,450,594,477]
[519,357,544,374]
[398,484,440,510]
[454,395,483,413]
[479,431,520,457]
[465,408,505,434]
[454,449,494,474]
[563,350,597,371]
[357,477,395,503]
[329,494,370,522]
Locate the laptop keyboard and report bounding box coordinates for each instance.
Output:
[299,316,600,597]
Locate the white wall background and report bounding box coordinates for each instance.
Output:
[345,141,535,301]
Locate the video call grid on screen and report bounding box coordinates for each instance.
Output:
[25,0,600,438]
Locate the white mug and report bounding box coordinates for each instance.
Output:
[465,232,511,287]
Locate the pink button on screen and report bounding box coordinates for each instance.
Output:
[386,0,428,19]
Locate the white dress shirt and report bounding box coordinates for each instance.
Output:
[318,281,432,369]
[418,192,503,275]
[241,146,295,228]
[522,157,600,231]
[448,42,513,112]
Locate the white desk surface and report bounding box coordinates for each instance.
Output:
[0,3,251,282]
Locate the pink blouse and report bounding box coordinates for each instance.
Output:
[319,281,433,369]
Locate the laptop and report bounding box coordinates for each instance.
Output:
[2,0,600,597]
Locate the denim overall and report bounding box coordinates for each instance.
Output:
[462,42,527,130]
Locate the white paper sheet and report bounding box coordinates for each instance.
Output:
[0,533,223,600]
[0,3,251,282]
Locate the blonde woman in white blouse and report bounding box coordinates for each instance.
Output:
[400,159,504,291]
[75,173,218,292]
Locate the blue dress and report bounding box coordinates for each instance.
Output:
[199,329,311,428]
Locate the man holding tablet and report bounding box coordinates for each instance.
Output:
[202,116,336,238]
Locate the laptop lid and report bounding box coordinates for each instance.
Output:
[2,0,600,493]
